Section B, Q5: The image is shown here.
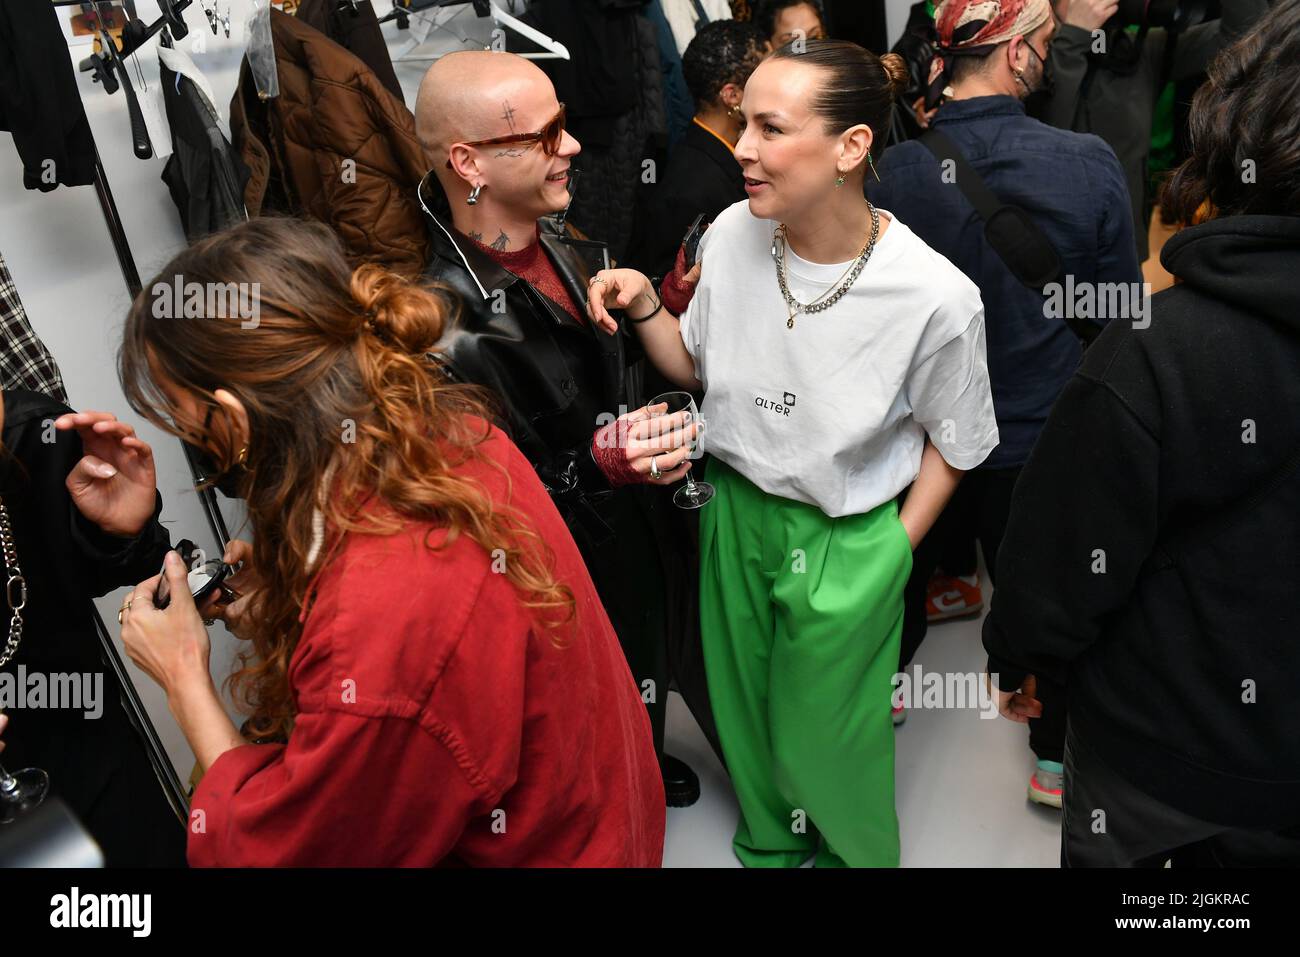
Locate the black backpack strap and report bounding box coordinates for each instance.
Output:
[916,128,1097,346]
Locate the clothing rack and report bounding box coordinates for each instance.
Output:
[382,0,570,62]
[50,0,229,551]
[56,0,194,159]
[39,0,245,826]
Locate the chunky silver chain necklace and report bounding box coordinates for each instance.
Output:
[772,200,880,330]
[0,497,25,669]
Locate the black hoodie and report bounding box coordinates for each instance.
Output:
[983,215,1300,828]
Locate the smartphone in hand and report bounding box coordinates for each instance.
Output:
[682,214,707,269]
[155,539,239,610]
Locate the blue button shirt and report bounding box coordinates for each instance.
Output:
[869,95,1141,470]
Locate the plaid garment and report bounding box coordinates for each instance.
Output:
[0,252,68,404]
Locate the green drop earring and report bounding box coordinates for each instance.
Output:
[868,150,881,182]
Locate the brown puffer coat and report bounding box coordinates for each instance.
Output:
[229,8,429,277]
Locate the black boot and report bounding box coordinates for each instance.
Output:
[661,753,700,808]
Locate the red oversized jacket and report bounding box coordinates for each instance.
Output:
[188,424,665,866]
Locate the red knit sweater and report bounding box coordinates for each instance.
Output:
[460,226,584,324]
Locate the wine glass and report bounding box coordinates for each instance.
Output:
[0,722,49,823]
[648,391,715,509]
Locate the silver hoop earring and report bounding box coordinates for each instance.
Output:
[467,184,482,206]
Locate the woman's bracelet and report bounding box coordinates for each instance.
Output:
[628,288,663,324]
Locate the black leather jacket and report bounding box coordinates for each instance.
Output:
[418,174,639,546]
[417,179,723,763]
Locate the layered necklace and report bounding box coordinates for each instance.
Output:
[772,199,881,330]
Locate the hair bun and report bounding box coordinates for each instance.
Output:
[349,263,446,355]
[879,52,910,100]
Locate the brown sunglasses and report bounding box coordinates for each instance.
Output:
[445,104,567,169]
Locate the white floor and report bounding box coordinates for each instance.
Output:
[662,575,1063,868]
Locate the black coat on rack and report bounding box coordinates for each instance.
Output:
[159,52,251,241]
[0,0,97,190]
[297,0,404,102]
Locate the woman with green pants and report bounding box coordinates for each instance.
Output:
[586,40,999,866]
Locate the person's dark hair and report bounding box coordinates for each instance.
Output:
[681,19,766,111]
[753,0,826,41]
[949,48,997,86]
[1161,0,1300,224]
[770,39,909,147]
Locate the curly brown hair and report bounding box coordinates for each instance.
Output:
[1160,0,1300,225]
[120,217,575,742]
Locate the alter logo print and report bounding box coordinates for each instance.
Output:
[754,391,796,416]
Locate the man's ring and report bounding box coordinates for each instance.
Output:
[649,455,662,481]
[117,598,134,624]
[589,276,607,286]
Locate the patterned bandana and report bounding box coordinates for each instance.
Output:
[926,0,1053,107]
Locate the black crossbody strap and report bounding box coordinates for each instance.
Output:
[916,128,1096,345]
[917,128,1004,220]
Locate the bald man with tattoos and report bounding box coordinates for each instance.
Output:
[414,52,710,806]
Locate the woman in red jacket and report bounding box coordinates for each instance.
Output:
[114,217,665,867]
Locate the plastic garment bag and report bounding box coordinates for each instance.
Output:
[245,0,279,99]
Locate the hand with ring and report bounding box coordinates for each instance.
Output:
[120,551,245,774]
[591,402,699,487]
[585,267,660,334]
[119,550,214,698]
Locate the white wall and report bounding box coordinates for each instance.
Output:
[884,0,918,47]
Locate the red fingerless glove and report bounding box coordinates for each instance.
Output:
[660,245,697,317]
[591,418,643,487]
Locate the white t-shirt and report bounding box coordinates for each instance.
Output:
[679,200,999,518]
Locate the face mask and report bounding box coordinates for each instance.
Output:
[1035,42,1056,96]
[184,440,247,500]
[1017,37,1054,98]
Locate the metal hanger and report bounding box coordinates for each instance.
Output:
[381,0,570,63]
